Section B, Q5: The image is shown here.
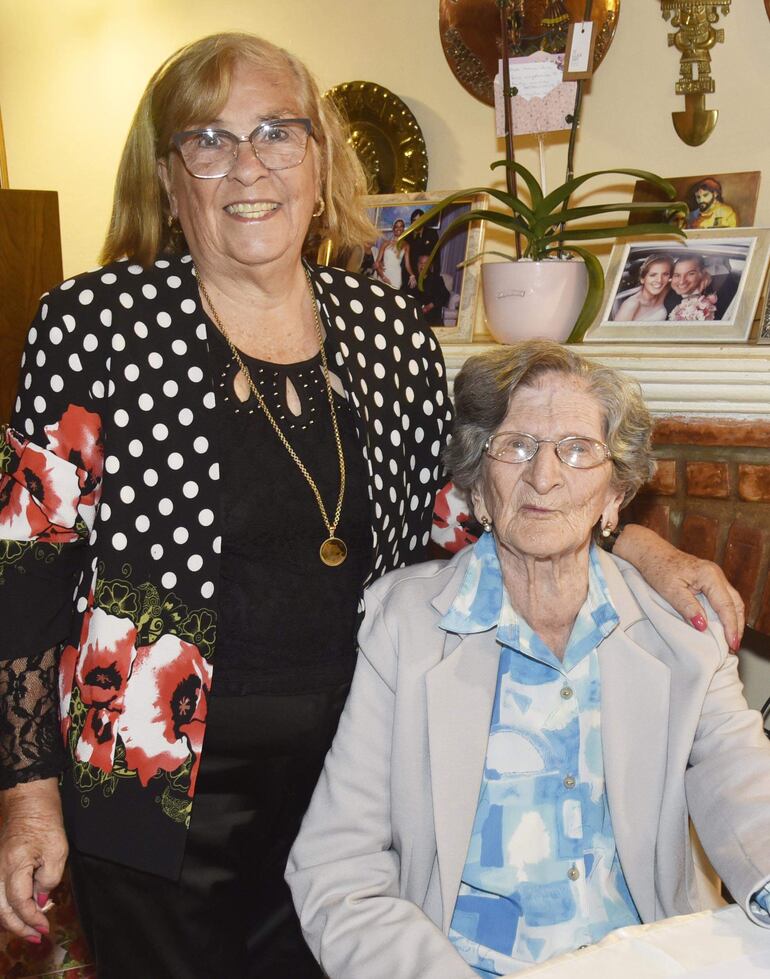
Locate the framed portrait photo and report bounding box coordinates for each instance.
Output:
[359,191,488,343]
[583,229,770,343]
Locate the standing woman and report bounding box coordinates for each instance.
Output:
[374,218,408,289]
[0,30,743,979]
[0,33,451,979]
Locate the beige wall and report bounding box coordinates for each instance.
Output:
[0,0,768,278]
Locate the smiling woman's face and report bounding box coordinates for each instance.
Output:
[472,373,623,562]
[158,60,319,277]
[640,260,672,298]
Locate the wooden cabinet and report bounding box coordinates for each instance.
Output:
[0,189,63,424]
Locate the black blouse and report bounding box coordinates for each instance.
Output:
[208,328,372,696]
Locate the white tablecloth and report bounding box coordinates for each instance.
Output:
[516,905,770,978]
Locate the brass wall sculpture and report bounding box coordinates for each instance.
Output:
[660,1,731,146]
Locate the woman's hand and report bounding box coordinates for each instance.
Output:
[614,524,744,651]
[0,778,67,941]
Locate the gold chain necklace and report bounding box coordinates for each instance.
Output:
[196,267,347,567]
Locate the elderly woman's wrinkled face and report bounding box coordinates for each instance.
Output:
[473,373,623,562]
[159,61,319,275]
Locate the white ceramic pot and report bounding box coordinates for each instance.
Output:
[481,259,589,344]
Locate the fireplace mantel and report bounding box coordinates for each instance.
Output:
[441,342,770,418]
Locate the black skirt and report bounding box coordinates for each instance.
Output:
[67,683,350,978]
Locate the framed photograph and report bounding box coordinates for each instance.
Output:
[628,171,761,231]
[359,191,488,343]
[584,229,770,343]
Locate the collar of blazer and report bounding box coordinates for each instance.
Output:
[425,543,675,928]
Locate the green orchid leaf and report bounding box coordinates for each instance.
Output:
[532,200,688,237]
[418,211,534,286]
[542,221,686,245]
[457,250,519,268]
[544,246,605,343]
[538,168,680,219]
[489,159,544,208]
[399,187,535,244]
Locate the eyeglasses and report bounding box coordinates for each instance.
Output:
[484,432,612,470]
[170,118,314,178]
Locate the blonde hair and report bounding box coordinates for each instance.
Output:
[101,32,376,267]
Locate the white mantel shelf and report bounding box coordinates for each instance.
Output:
[441,343,770,419]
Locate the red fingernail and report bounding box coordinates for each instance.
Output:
[730,635,741,652]
[36,891,49,909]
[37,920,49,934]
[690,614,707,631]
[25,934,42,944]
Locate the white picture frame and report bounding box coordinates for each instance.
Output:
[359,191,488,343]
[584,229,770,343]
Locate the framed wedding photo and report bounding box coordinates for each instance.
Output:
[583,229,770,343]
[357,191,488,343]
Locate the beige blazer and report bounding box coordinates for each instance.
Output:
[287,548,770,979]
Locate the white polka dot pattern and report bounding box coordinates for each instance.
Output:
[6,256,452,851]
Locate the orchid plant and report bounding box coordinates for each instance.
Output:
[404,162,687,342]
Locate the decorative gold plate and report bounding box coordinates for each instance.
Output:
[439,0,621,107]
[324,81,429,194]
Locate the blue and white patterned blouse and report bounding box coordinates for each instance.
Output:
[442,533,640,976]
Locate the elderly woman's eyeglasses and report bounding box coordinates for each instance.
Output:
[171,118,314,178]
[484,432,612,470]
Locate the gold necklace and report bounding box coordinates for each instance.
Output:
[196,267,348,567]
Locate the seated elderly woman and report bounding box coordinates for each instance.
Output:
[287,341,770,979]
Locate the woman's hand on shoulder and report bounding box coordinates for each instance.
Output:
[0,778,67,940]
[614,524,744,651]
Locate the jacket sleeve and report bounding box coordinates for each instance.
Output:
[0,284,104,784]
[286,590,477,979]
[684,616,770,927]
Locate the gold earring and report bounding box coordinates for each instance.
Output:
[312,198,326,218]
[481,516,492,533]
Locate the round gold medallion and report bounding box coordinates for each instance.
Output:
[320,537,348,567]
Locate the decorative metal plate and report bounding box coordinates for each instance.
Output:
[439,0,621,107]
[324,81,429,194]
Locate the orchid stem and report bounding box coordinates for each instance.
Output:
[499,0,521,260]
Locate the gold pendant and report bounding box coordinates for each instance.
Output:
[320,536,347,567]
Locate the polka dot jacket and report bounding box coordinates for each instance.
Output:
[0,254,453,878]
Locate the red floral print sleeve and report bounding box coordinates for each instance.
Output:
[0,290,105,787]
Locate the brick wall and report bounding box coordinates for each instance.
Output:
[625,418,770,635]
